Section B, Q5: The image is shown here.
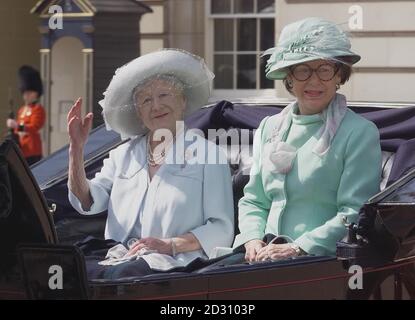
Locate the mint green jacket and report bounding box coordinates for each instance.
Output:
[233,109,382,256]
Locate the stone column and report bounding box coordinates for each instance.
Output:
[40,48,51,156]
[82,49,94,115]
[166,0,205,57]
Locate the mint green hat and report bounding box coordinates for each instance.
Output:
[264,17,361,80]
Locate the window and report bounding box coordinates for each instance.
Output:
[207,0,275,90]
[140,1,166,55]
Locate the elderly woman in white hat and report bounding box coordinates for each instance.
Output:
[67,49,234,278]
[233,18,382,262]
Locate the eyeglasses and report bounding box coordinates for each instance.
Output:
[290,63,339,81]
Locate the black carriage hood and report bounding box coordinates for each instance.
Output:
[0,140,57,272]
[29,124,123,222]
[344,167,415,264]
[31,124,122,190]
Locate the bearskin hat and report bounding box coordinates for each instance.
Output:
[18,65,43,97]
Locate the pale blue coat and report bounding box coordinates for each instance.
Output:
[69,131,234,270]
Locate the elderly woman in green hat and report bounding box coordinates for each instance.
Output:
[233,17,382,261]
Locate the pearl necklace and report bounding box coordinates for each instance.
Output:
[147,135,175,167]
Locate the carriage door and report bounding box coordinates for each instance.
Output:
[50,37,85,153]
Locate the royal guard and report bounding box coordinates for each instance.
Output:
[6,66,46,165]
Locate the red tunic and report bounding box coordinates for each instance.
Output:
[15,103,46,158]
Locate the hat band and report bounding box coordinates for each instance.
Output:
[280,49,351,63]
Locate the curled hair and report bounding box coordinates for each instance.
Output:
[133,74,186,107]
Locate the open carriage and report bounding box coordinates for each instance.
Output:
[1,100,415,300]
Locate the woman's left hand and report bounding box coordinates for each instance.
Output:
[255,243,298,261]
[127,237,172,256]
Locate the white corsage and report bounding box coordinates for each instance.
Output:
[263,139,297,174]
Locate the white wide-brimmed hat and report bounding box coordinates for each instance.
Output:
[99,49,214,138]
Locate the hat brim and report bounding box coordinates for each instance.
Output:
[100,49,213,138]
[266,53,361,80]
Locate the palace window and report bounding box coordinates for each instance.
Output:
[207,0,276,91]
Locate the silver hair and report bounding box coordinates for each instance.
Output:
[133,74,186,108]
